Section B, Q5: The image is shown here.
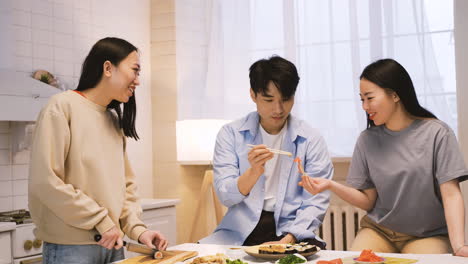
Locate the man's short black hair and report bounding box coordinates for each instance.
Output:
[249,55,300,100]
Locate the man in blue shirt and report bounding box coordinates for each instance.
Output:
[199,56,333,247]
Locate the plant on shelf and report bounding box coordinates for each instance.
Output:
[39,73,51,84]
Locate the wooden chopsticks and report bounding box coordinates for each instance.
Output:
[246,144,293,157]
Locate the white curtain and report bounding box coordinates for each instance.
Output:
[176,0,456,157]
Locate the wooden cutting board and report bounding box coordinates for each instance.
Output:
[120,250,198,264]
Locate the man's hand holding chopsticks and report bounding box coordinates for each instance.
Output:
[248,144,274,176]
[237,144,274,195]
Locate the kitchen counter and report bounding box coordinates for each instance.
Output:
[0,222,15,232]
[140,198,180,210]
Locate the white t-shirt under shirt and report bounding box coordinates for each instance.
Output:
[259,122,287,212]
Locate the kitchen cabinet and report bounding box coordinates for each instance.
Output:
[124,198,179,258]
[0,232,12,264]
[12,255,42,264]
[0,223,15,264]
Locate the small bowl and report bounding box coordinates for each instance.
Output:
[353,257,386,264]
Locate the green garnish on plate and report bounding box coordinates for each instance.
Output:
[278,254,306,264]
[226,259,248,264]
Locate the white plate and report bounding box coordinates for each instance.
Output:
[353,257,386,264]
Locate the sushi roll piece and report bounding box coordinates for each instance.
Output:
[274,248,286,254]
[292,245,301,252]
[296,247,306,254]
[259,246,273,254]
[271,245,285,254]
[303,245,315,253]
[154,251,164,259]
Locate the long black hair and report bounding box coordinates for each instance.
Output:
[360,58,437,128]
[76,37,139,140]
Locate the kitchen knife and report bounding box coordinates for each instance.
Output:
[94,234,163,259]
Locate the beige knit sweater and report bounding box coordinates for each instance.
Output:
[29,90,146,245]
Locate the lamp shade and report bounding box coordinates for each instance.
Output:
[176,119,231,164]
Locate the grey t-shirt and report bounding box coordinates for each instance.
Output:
[347,119,468,237]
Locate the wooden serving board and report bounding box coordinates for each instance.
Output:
[120,250,198,264]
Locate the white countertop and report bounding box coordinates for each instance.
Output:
[140,198,180,210]
[0,222,16,232]
[167,243,467,264]
[0,199,178,231]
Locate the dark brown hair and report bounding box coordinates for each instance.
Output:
[76,37,139,140]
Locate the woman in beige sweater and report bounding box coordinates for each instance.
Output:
[29,37,167,263]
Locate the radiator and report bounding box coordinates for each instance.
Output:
[318,205,366,251]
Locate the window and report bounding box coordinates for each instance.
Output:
[177,0,456,157]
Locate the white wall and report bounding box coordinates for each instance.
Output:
[89,0,154,199]
[0,122,29,212]
[0,0,153,212]
[454,0,468,243]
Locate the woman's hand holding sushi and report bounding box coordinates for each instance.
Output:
[299,175,377,211]
[138,230,168,250]
[299,176,332,195]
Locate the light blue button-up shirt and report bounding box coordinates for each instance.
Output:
[199,112,333,245]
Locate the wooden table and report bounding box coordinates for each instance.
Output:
[168,243,467,264]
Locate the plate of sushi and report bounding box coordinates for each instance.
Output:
[244,242,320,260]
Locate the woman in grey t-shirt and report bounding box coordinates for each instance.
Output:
[300,59,468,257]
